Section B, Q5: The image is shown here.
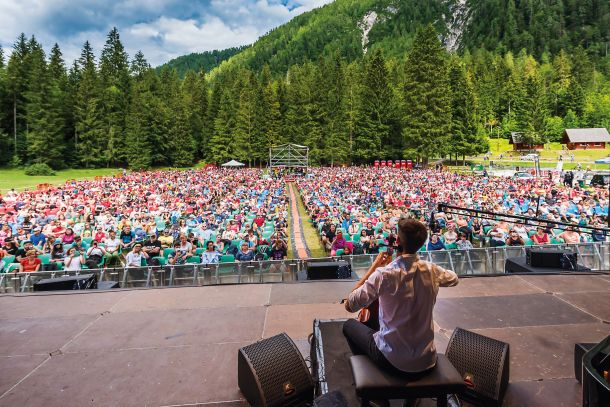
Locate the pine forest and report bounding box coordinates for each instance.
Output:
[0,0,608,169]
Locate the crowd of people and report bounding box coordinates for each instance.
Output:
[0,169,290,273]
[297,167,609,254]
[1,166,608,273]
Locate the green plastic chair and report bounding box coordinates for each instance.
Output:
[0,255,16,272]
[195,248,205,256]
[38,254,51,265]
[6,263,20,273]
[163,248,175,258]
[153,256,167,266]
[186,256,201,264]
[335,249,345,256]
[220,255,235,263]
[524,238,534,246]
[82,237,93,247]
[444,243,458,250]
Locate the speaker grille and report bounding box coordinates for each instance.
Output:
[241,333,313,406]
[446,327,509,402]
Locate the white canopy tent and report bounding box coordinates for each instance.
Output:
[221,159,245,167]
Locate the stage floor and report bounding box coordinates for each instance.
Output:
[0,274,609,406]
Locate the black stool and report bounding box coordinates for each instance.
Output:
[349,354,465,407]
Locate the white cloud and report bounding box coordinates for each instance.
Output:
[0,0,335,66]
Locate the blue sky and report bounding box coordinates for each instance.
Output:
[0,0,333,66]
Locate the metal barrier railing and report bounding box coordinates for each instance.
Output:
[1,242,608,294]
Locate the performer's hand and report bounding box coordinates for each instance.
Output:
[373,252,391,267]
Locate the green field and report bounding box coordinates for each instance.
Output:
[0,168,120,193]
[294,187,326,259]
[485,138,610,162]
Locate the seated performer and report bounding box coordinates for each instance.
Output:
[343,219,458,377]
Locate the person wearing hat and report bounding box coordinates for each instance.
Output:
[103,230,122,267]
[142,234,162,265]
[49,242,66,270]
[94,226,106,243]
[64,247,85,272]
[15,241,42,262]
[125,242,149,267]
[1,238,19,257]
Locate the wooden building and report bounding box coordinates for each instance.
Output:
[562,128,610,150]
[509,132,544,151]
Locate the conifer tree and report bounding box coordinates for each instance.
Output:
[516,58,549,143]
[99,27,131,165]
[130,50,150,77]
[6,34,30,161]
[0,46,11,164]
[342,63,361,164]
[235,71,260,165]
[403,25,452,164]
[75,41,106,167]
[210,90,236,163]
[126,53,154,169]
[47,44,71,165]
[262,81,283,162]
[24,38,65,167]
[352,50,391,163]
[318,55,349,165]
[449,58,487,163]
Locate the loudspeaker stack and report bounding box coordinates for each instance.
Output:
[238,333,314,407]
[445,327,510,407]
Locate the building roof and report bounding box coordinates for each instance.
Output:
[509,132,524,144]
[563,128,610,143]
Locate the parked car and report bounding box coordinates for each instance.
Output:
[514,171,535,179]
[520,154,539,161]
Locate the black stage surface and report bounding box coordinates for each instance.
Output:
[0,274,609,406]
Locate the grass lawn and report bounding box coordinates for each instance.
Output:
[286,196,294,259]
[485,138,610,162]
[293,187,326,259]
[466,159,608,170]
[0,168,120,193]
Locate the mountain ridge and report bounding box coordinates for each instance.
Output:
[158,0,608,76]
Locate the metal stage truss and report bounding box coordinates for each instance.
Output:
[269,143,309,169]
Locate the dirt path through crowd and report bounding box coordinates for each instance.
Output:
[288,183,310,259]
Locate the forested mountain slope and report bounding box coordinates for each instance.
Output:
[0,2,607,169]
[166,0,609,76]
[156,46,247,77]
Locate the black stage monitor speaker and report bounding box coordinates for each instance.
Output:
[574,343,596,383]
[526,248,577,269]
[238,333,314,407]
[446,327,510,407]
[33,274,97,291]
[306,261,351,280]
